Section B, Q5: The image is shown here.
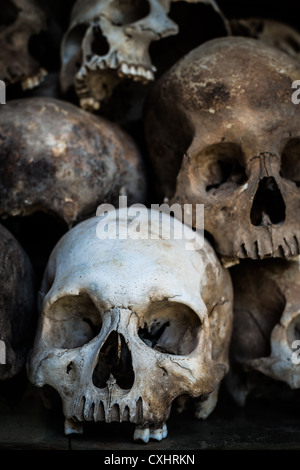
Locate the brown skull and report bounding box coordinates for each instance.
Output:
[145,37,300,260]
[231,18,300,61]
[0,96,146,228]
[0,0,47,89]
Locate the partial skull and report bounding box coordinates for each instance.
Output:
[0,224,36,382]
[231,18,300,61]
[228,258,300,406]
[145,37,300,261]
[0,0,47,90]
[28,209,233,443]
[0,97,146,228]
[60,0,178,111]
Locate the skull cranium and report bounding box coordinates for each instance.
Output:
[145,37,300,261]
[27,209,233,443]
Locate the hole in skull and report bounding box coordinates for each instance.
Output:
[287,316,300,348]
[195,143,246,193]
[91,26,110,56]
[45,295,102,349]
[107,0,150,26]
[138,301,201,355]
[92,332,134,390]
[281,138,300,187]
[250,177,286,226]
[0,0,19,28]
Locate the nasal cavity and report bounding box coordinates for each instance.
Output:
[250,177,286,226]
[92,331,134,390]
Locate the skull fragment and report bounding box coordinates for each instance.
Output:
[27,209,233,443]
[228,258,300,406]
[145,37,300,260]
[0,0,47,90]
[231,18,300,61]
[0,224,36,382]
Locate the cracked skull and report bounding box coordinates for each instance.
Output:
[60,0,178,111]
[27,209,233,443]
[0,0,47,90]
[145,37,300,260]
[227,258,300,406]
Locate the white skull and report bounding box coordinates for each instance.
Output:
[60,0,178,111]
[228,258,300,406]
[28,209,233,443]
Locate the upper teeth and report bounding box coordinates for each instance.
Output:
[21,68,47,90]
[133,423,168,443]
[117,63,154,82]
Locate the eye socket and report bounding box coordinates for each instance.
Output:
[44,295,102,349]
[281,138,300,187]
[194,143,247,193]
[0,0,19,29]
[108,0,150,26]
[138,301,201,355]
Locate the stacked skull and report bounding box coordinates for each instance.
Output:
[145,35,300,405]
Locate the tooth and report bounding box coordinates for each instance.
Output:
[149,423,168,441]
[121,63,129,75]
[98,60,106,69]
[80,97,100,111]
[21,78,33,90]
[137,66,145,77]
[129,65,136,76]
[145,70,154,81]
[109,54,118,69]
[64,418,84,435]
[133,426,150,443]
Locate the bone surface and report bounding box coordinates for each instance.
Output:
[27,209,233,442]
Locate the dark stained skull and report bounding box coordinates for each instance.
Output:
[0,0,47,89]
[0,224,36,382]
[145,37,300,261]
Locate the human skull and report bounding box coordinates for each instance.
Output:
[144,37,300,261]
[0,97,146,228]
[27,209,233,443]
[231,18,300,61]
[227,258,300,406]
[0,0,47,90]
[0,224,36,382]
[60,0,178,111]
